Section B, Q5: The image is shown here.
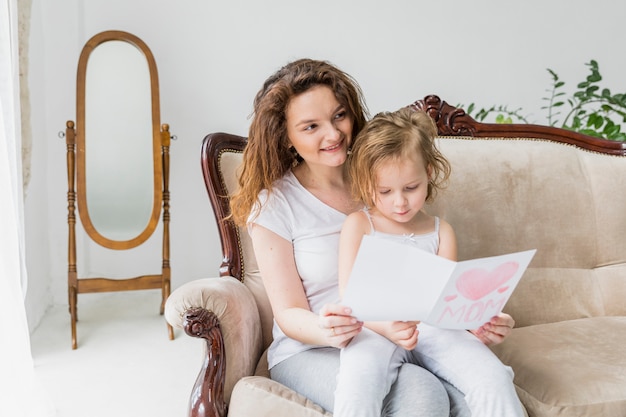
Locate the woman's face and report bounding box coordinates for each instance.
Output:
[285,85,354,169]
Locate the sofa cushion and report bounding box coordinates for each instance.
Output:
[502,268,606,327]
[490,316,626,417]
[254,348,271,378]
[228,376,331,417]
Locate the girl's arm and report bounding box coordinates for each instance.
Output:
[250,224,361,348]
[436,218,458,261]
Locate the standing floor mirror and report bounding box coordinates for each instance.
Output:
[64,30,174,349]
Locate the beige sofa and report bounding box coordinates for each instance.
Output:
[165,95,626,417]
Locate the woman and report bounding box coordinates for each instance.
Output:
[230,58,515,416]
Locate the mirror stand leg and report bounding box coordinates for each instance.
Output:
[162,277,174,340]
[69,285,78,349]
[66,120,78,349]
[160,280,167,315]
[161,125,174,341]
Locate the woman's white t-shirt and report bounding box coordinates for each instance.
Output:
[250,170,346,368]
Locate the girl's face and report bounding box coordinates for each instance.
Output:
[285,85,353,169]
[373,155,430,224]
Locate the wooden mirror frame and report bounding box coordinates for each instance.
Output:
[76,30,162,249]
[65,30,173,349]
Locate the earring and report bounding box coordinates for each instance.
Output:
[289,146,301,167]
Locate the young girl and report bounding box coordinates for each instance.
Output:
[335,107,525,417]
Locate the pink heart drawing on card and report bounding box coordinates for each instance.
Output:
[455,261,519,301]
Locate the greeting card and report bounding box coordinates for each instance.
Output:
[341,235,536,329]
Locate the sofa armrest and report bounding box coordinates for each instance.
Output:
[165,277,264,416]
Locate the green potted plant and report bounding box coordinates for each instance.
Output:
[462,60,626,142]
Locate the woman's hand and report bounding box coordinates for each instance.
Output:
[318,303,363,348]
[470,313,515,346]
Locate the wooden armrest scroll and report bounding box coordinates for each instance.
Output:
[183,307,227,417]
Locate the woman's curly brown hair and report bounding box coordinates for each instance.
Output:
[230,59,369,225]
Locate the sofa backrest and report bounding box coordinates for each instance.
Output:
[426,137,626,327]
[413,95,626,327]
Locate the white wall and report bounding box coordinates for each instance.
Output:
[24,0,626,330]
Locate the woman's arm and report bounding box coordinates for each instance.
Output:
[250,224,361,348]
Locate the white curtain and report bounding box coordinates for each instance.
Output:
[0,1,53,415]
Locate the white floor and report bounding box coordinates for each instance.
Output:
[30,291,203,417]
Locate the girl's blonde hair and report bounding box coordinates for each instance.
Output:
[230,58,369,225]
[348,107,451,208]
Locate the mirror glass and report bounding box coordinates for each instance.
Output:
[84,40,154,241]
